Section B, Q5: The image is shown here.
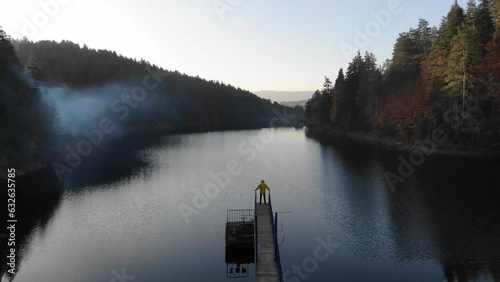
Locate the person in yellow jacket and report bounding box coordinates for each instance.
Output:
[255,179,271,204]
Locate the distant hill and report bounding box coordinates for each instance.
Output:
[254,90,313,102]
[279,100,307,108]
[12,39,304,134]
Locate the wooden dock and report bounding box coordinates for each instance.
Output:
[255,200,281,282]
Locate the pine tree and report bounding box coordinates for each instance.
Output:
[322,76,332,94]
[443,1,466,51]
[391,32,418,69]
[444,25,478,114]
[358,52,381,129]
[320,76,333,124]
[470,0,495,51]
[25,55,43,82]
[413,19,433,57]
[491,0,500,42]
[0,28,18,75]
[330,69,345,124]
[343,52,364,129]
[305,90,322,123]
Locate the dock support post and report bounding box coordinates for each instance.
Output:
[254,213,258,263]
[274,212,278,262]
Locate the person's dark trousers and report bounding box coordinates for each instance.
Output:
[259,193,266,204]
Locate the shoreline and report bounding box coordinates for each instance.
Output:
[3,123,302,180]
[305,125,500,158]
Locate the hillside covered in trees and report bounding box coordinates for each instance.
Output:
[0,29,304,175]
[13,38,303,132]
[306,0,500,152]
[0,29,56,173]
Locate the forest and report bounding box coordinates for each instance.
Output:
[0,30,304,174]
[12,38,304,127]
[305,0,500,151]
[0,29,56,173]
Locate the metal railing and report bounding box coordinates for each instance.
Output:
[268,193,284,282]
[227,209,254,223]
[254,190,284,281]
[254,190,271,204]
[254,209,258,264]
[254,191,258,264]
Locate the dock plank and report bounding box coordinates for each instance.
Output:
[255,203,280,282]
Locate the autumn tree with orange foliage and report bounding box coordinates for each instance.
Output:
[306,0,500,150]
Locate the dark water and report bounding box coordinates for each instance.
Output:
[3,128,500,282]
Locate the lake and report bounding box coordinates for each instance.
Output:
[3,128,500,282]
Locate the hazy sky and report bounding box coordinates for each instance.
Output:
[1,0,464,92]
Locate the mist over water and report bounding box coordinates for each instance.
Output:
[41,84,123,136]
[40,82,162,138]
[38,82,173,188]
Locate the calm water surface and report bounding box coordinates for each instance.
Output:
[4,128,500,282]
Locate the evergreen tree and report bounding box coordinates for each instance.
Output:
[25,55,43,82]
[320,76,333,124]
[468,0,495,52]
[444,25,477,113]
[322,76,332,93]
[0,28,18,75]
[0,28,57,170]
[305,90,322,123]
[444,1,466,50]
[13,38,305,131]
[357,52,381,129]
[342,52,364,129]
[305,1,500,148]
[330,69,345,124]
[391,32,418,69]
[477,0,495,45]
[490,0,500,42]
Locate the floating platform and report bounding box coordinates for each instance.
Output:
[224,195,283,281]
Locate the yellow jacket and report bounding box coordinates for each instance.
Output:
[255,180,270,194]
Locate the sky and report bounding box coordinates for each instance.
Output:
[0,0,466,95]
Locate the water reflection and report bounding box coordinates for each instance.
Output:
[3,129,500,282]
[0,166,63,281]
[225,209,254,279]
[57,134,155,189]
[307,131,500,281]
[410,158,500,282]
